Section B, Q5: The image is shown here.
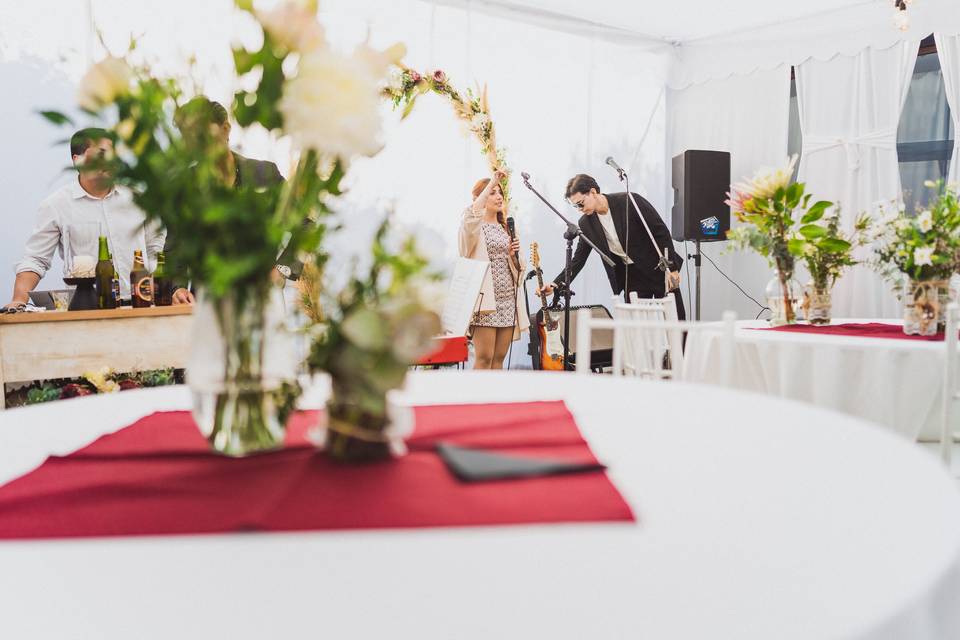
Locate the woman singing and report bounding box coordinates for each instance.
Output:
[459,170,529,369]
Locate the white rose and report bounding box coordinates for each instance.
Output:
[914,246,935,267]
[281,47,388,160]
[916,209,933,233]
[255,1,325,53]
[77,57,133,111]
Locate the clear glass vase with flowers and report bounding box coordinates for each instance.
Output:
[871,181,960,335]
[726,156,833,326]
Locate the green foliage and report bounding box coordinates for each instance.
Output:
[42,25,336,304]
[26,384,61,405]
[790,209,868,293]
[872,182,960,282]
[138,368,176,387]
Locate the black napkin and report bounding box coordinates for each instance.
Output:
[436,442,606,483]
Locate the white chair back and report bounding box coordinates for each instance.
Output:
[613,293,682,380]
[941,303,959,466]
[575,307,737,386]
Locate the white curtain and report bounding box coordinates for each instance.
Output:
[667,67,791,321]
[935,33,960,186]
[796,42,920,319]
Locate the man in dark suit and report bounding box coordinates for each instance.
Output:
[168,97,301,304]
[538,173,685,319]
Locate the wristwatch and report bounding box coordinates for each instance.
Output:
[275,264,292,279]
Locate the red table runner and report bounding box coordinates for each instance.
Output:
[0,401,634,539]
[755,322,950,342]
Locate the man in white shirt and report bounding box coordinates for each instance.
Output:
[6,128,165,310]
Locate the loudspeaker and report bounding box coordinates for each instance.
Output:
[671,150,731,242]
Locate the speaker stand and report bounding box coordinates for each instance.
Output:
[690,240,703,321]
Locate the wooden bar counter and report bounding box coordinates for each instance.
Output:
[0,306,193,408]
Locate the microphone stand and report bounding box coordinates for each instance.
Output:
[612,167,673,301]
[521,173,615,372]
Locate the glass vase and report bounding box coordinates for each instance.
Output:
[325,378,413,463]
[188,288,297,456]
[804,285,832,326]
[765,275,803,327]
[903,279,954,336]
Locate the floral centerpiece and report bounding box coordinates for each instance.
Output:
[726,156,832,325]
[304,219,443,462]
[10,368,178,408]
[872,181,960,335]
[789,208,870,325]
[42,0,405,455]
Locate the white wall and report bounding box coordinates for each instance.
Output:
[667,67,792,321]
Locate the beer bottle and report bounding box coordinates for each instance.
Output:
[109,254,121,306]
[95,236,116,309]
[153,252,172,307]
[130,249,153,308]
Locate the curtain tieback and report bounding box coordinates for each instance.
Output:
[802,128,898,171]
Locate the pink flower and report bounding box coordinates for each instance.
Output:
[409,70,421,83]
[725,189,749,214]
[432,70,447,84]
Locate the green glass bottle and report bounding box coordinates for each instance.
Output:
[153,252,173,307]
[109,254,121,306]
[95,236,116,309]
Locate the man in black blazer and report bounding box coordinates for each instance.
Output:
[539,173,685,319]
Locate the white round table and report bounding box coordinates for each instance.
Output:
[684,319,954,441]
[0,371,958,639]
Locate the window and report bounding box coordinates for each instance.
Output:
[786,38,955,211]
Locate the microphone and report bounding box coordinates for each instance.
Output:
[605,156,626,179]
[521,172,531,181]
[506,216,520,261]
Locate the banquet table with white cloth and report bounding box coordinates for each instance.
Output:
[684,319,956,441]
[1,371,959,639]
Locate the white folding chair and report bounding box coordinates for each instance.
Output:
[941,303,959,466]
[575,307,737,386]
[614,293,682,379]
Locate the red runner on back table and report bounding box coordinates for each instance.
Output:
[0,401,634,539]
[757,322,949,342]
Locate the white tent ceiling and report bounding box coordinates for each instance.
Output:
[428,0,876,43]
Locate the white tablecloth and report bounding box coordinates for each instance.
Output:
[0,372,959,639]
[685,319,956,441]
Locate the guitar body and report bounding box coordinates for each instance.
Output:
[539,310,564,371]
[530,242,565,371]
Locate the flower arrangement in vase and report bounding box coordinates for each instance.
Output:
[789,207,870,325]
[41,0,405,455]
[726,156,832,326]
[304,219,444,463]
[871,181,960,335]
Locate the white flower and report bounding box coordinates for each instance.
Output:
[914,246,935,266]
[733,155,798,201]
[281,45,396,160]
[77,57,132,111]
[470,112,490,132]
[949,182,959,194]
[894,217,912,232]
[821,206,839,221]
[916,209,933,233]
[255,1,325,53]
[924,179,938,188]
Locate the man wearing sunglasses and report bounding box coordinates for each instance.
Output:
[537,173,685,319]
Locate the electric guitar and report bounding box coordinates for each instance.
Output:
[530,242,564,371]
